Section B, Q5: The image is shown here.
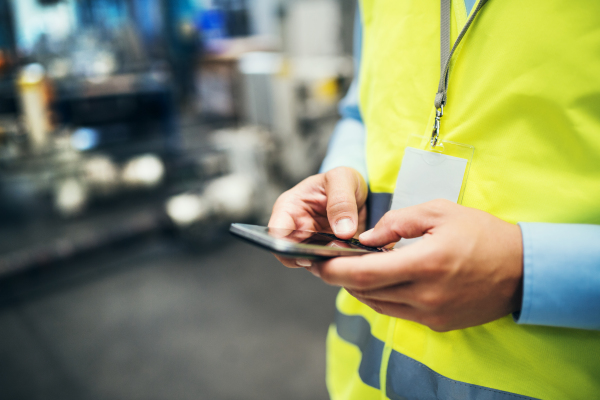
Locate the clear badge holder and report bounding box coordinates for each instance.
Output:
[390,133,474,248]
[404,133,474,205]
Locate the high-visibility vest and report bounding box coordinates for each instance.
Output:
[326,0,600,399]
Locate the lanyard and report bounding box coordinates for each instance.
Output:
[431,0,490,147]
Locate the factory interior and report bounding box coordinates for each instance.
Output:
[0,0,355,398]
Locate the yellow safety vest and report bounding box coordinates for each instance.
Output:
[326,0,600,399]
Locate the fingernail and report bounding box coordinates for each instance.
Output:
[296,258,312,267]
[359,228,374,241]
[334,218,354,235]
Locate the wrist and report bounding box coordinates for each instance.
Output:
[508,223,524,313]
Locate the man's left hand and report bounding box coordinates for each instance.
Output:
[309,199,524,332]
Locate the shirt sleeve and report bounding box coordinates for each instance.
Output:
[515,222,600,330]
[319,5,368,182]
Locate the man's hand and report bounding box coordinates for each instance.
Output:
[309,199,524,332]
[268,167,368,268]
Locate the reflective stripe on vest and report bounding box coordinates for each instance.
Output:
[335,311,538,400]
[366,192,392,230]
[327,0,600,398]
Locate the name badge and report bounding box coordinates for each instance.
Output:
[390,134,474,246]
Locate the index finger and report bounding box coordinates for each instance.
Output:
[312,240,429,290]
[268,202,299,231]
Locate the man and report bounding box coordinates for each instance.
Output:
[269,1,600,398]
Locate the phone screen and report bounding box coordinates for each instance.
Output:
[268,227,363,250]
[230,224,385,257]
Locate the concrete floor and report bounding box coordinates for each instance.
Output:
[0,237,339,400]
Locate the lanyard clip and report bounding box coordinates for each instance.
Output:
[430,104,444,148]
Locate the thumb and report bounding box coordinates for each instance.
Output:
[359,200,449,246]
[324,167,368,239]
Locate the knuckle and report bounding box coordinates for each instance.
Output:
[273,189,296,208]
[327,198,357,215]
[432,198,448,205]
[423,244,451,270]
[348,268,374,288]
[273,191,289,206]
[326,166,352,179]
[429,325,451,333]
[419,290,444,309]
[324,169,353,190]
[419,256,440,277]
[425,315,452,332]
[379,210,400,231]
[302,173,324,185]
[385,209,403,223]
[379,211,394,227]
[427,198,453,216]
[430,198,452,208]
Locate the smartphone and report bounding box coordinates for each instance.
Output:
[230,223,388,259]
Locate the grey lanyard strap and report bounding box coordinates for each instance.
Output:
[431,0,490,147]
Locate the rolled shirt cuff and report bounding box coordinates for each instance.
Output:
[515,222,600,330]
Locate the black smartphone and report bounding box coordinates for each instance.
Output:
[230,223,388,259]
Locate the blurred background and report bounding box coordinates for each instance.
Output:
[0,0,356,398]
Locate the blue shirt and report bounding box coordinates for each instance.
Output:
[320,2,600,330]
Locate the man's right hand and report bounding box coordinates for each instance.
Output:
[268,167,368,268]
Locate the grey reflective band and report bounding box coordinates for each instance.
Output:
[385,351,539,400]
[432,0,490,146]
[367,192,393,230]
[334,310,539,400]
[334,310,384,389]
